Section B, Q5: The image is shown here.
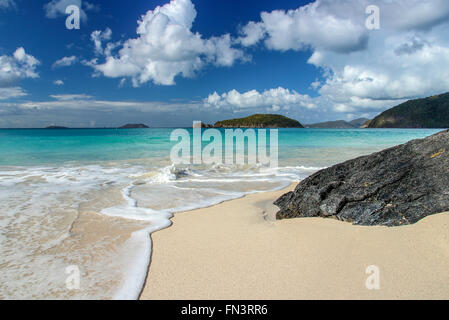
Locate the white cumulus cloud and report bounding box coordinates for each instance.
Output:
[88,0,246,86]
[204,87,316,110]
[45,0,85,20]
[0,48,40,87]
[91,28,112,55]
[238,0,449,114]
[52,56,77,68]
[238,0,368,53]
[44,0,98,21]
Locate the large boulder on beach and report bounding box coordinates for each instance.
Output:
[274,130,449,226]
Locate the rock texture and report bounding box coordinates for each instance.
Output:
[275,130,449,226]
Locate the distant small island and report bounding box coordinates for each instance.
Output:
[214,114,303,128]
[306,118,369,129]
[45,126,68,129]
[367,92,449,128]
[119,124,149,129]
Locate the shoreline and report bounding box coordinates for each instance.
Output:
[140,184,449,300]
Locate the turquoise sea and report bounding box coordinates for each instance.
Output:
[0,128,442,299]
[0,128,440,166]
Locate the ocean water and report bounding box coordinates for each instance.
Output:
[0,128,442,299]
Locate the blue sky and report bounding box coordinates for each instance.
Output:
[1,0,449,127]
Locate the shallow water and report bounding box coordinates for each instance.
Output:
[0,128,441,299]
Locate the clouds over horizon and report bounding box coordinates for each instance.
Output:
[84,0,449,117]
[238,0,449,114]
[2,93,200,113]
[3,0,449,126]
[0,93,212,128]
[204,87,316,111]
[87,0,246,86]
[0,87,27,100]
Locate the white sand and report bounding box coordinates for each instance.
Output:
[140,185,449,300]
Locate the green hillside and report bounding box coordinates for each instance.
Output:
[214,114,303,128]
[368,93,449,128]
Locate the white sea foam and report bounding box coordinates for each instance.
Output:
[0,161,322,300]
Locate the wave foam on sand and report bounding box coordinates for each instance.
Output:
[0,163,318,299]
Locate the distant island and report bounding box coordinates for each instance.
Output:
[367,92,449,128]
[306,118,369,129]
[349,118,371,128]
[309,92,449,129]
[214,114,303,128]
[119,124,149,129]
[45,126,68,129]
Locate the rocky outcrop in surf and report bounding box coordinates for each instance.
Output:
[274,130,449,226]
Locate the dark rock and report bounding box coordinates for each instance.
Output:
[274,130,449,226]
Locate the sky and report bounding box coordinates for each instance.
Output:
[0,0,449,128]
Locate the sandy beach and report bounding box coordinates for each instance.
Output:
[140,184,449,300]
